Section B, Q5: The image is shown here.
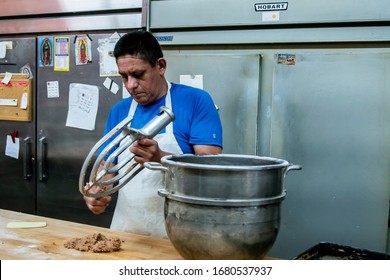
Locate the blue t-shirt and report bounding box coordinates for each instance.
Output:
[101,83,223,154]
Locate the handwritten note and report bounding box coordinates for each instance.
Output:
[65,83,99,131]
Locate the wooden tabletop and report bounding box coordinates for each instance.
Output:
[0,209,182,260]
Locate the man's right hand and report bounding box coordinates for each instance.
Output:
[83,186,112,215]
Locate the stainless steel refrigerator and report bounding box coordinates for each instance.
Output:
[0,37,37,215]
[0,34,124,227]
[148,0,390,257]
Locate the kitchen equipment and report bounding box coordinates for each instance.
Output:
[0,1,144,227]
[150,0,390,259]
[146,154,301,199]
[144,154,301,259]
[79,106,175,198]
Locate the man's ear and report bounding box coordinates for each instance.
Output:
[156,58,167,74]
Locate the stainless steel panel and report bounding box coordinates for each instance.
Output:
[153,26,390,45]
[163,52,261,155]
[0,13,143,34]
[0,37,36,214]
[36,34,124,227]
[150,0,390,29]
[268,51,390,258]
[0,0,142,17]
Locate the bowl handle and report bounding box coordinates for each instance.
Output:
[144,162,174,178]
[284,164,302,177]
[157,188,170,198]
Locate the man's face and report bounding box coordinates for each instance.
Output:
[117,55,167,105]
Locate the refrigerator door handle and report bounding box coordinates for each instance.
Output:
[23,137,33,180]
[38,137,48,181]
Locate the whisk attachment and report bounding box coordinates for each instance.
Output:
[79,106,175,198]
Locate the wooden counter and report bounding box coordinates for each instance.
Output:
[0,209,182,260]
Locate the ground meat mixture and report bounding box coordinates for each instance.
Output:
[64,233,122,253]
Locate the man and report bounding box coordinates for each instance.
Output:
[84,30,222,237]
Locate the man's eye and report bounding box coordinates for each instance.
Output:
[133,71,144,79]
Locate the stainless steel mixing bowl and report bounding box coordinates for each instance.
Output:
[158,189,286,260]
[145,154,301,260]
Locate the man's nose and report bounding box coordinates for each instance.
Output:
[125,77,138,90]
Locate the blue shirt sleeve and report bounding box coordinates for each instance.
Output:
[170,83,223,153]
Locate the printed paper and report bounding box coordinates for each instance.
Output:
[47,81,59,98]
[54,37,70,71]
[0,42,6,59]
[75,36,92,65]
[98,38,119,76]
[38,37,54,67]
[66,83,99,131]
[5,135,19,159]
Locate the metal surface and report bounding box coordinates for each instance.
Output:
[149,0,390,29]
[34,33,126,227]
[162,197,281,260]
[158,188,286,207]
[153,27,390,45]
[150,0,390,45]
[145,154,301,199]
[149,0,390,258]
[0,0,143,34]
[0,0,142,224]
[2,34,124,226]
[0,13,143,34]
[147,154,300,259]
[80,106,175,198]
[0,0,142,17]
[163,53,261,155]
[0,37,36,214]
[268,51,390,258]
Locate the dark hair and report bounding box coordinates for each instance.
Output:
[113,30,163,66]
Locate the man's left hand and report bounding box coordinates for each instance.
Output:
[130,138,170,164]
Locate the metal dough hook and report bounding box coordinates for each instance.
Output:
[79,106,175,198]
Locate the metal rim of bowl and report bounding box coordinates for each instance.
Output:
[161,154,290,171]
[158,189,287,207]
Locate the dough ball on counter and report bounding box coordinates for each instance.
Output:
[64,233,122,253]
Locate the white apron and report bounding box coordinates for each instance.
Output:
[110,83,182,238]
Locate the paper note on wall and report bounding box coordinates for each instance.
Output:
[0,42,6,59]
[54,37,70,71]
[1,72,12,84]
[47,81,59,98]
[103,77,119,94]
[65,83,99,131]
[122,84,131,99]
[98,38,119,76]
[5,135,19,159]
[20,92,28,109]
[75,36,92,65]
